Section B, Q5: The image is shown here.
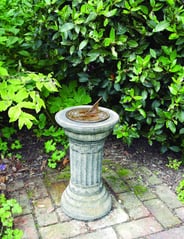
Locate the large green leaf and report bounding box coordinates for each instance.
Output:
[154,21,170,32]
[0,100,12,111]
[79,40,88,50]
[166,120,176,134]
[8,105,22,122]
[60,23,74,32]
[18,111,36,129]
[0,66,8,76]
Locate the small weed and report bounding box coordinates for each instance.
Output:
[48,150,66,169]
[133,184,147,196]
[106,175,117,182]
[117,168,132,177]
[103,159,112,165]
[166,157,182,171]
[27,189,34,199]
[40,127,69,169]
[11,140,22,150]
[0,138,8,156]
[15,153,22,160]
[1,127,17,139]
[56,170,70,180]
[102,166,108,173]
[176,178,184,204]
[44,139,56,153]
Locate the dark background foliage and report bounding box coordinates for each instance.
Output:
[0,0,184,156]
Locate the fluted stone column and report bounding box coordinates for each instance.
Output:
[55,106,119,221]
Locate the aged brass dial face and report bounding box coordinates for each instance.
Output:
[66,108,109,123]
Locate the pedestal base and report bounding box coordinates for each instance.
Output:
[61,182,112,221]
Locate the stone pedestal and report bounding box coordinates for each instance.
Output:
[55,106,119,221]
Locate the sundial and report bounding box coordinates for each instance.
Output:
[66,98,109,123]
[55,98,119,220]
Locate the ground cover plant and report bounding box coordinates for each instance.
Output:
[0,194,22,239]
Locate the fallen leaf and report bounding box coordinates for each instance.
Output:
[62,156,69,167]
[58,156,70,171]
[0,175,6,183]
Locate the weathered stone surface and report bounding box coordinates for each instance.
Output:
[137,189,157,201]
[104,170,130,193]
[47,181,68,206]
[139,166,162,185]
[56,207,71,222]
[175,207,184,221]
[25,177,48,199]
[7,179,24,191]
[144,199,181,228]
[7,139,184,239]
[61,182,112,221]
[87,207,129,230]
[14,214,39,239]
[73,227,118,239]
[39,220,88,239]
[34,197,58,226]
[115,217,163,239]
[155,184,183,209]
[147,225,184,239]
[118,192,150,219]
[12,189,32,215]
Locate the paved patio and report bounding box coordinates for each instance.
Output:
[9,159,184,239]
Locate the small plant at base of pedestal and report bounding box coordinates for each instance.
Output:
[48,150,66,169]
[44,138,68,169]
[166,157,182,171]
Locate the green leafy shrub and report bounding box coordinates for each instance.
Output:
[0,67,60,129]
[47,80,92,113]
[1,0,184,156]
[0,194,23,239]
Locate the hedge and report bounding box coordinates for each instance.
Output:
[0,0,184,155]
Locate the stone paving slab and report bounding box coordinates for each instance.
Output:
[11,159,184,239]
[154,184,183,209]
[144,198,181,228]
[34,197,58,226]
[147,225,184,239]
[118,192,150,219]
[39,221,88,239]
[11,189,32,215]
[73,227,118,239]
[14,214,39,239]
[115,217,163,239]
[87,207,129,231]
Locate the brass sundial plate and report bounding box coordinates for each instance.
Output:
[66,108,110,123]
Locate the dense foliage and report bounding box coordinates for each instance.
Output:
[0,0,184,155]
